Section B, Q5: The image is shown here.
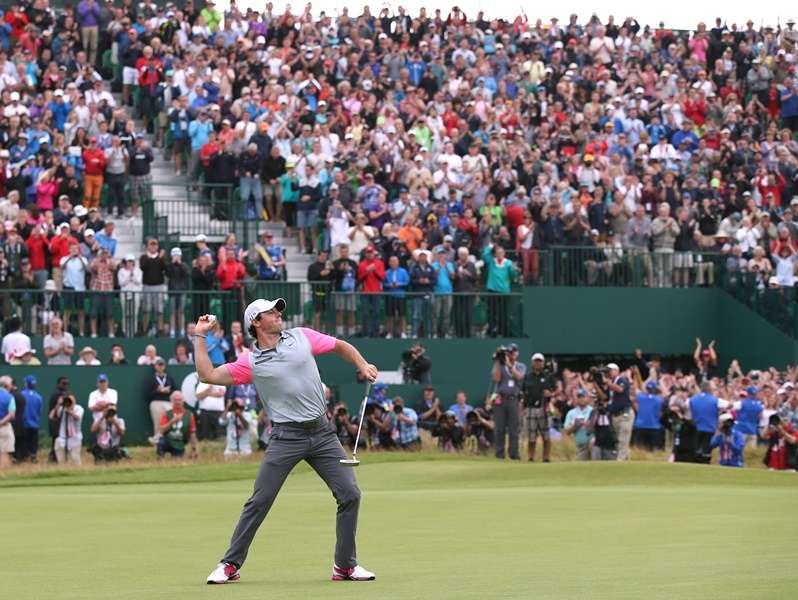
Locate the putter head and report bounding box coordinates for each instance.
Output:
[339,458,360,467]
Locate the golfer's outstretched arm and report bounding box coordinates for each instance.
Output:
[334,339,377,382]
[195,315,234,385]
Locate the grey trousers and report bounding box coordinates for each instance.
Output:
[493,395,520,459]
[222,420,361,569]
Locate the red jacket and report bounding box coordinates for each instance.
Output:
[49,234,78,266]
[357,258,385,292]
[83,148,107,176]
[24,233,48,270]
[215,258,246,290]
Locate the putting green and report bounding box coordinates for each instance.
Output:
[3,456,797,600]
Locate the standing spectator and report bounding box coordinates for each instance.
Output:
[481,244,517,337]
[0,379,16,468]
[95,222,117,257]
[219,398,254,456]
[452,248,477,337]
[140,238,167,337]
[77,0,100,64]
[732,386,764,449]
[307,250,335,332]
[82,136,107,209]
[253,231,285,281]
[136,47,163,135]
[689,381,731,464]
[409,251,435,337]
[103,136,128,219]
[146,357,176,444]
[651,203,680,287]
[357,245,385,338]
[60,243,88,336]
[166,248,190,339]
[49,223,78,290]
[383,255,409,339]
[88,247,117,337]
[129,137,154,217]
[87,373,117,422]
[239,143,263,219]
[118,254,143,336]
[48,391,84,465]
[43,317,74,365]
[188,111,213,182]
[564,389,593,461]
[157,391,198,458]
[332,244,359,336]
[24,225,48,289]
[522,353,555,462]
[431,249,455,338]
[20,375,42,463]
[605,363,636,461]
[491,344,526,460]
[2,316,31,364]
[632,381,664,451]
[196,379,227,441]
[191,252,215,319]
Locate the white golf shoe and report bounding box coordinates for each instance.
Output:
[332,564,376,581]
[206,562,240,584]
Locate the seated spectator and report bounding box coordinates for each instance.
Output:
[48,391,83,465]
[43,317,74,365]
[108,344,129,365]
[76,346,101,366]
[146,358,176,445]
[137,344,163,366]
[9,347,41,365]
[415,385,442,431]
[157,391,198,459]
[169,341,194,366]
[447,390,474,427]
[90,404,126,462]
[366,401,397,450]
[2,316,32,364]
[87,373,118,422]
[219,399,254,457]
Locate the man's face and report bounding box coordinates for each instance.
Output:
[172,394,184,412]
[98,380,108,391]
[253,308,282,335]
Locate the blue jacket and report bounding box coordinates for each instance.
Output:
[432,261,455,294]
[734,399,763,436]
[22,388,43,429]
[383,267,409,296]
[710,430,745,467]
[690,392,720,433]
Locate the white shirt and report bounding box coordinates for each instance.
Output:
[88,387,119,421]
[55,404,84,446]
[197,382,226,412]
[2,330,32,363]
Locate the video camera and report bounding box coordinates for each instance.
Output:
[492,346,510,363]
[588,365,610,383]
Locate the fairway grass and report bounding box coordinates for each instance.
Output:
[4,458,797,600]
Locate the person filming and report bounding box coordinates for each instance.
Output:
[491,343,525,460]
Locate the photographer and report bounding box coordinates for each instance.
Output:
[666,405,699,463]
[48,392,84,465]
[90,405,126,462]
[710,413,745,467]
[367,401,397,449]
[219,398,254,457]
[392,397,420,450]
[415,385,442,431]
[763,414,797,470]
[87,373,117,422]
[401,343,432,384]
[465,405,494,454]
[332,403,360,449]
[604,363,636,461]
[587,392,617,460]
[491,343,526,460]
[157,391,198,459]
[432,411,465,452]
[522,353,555,462]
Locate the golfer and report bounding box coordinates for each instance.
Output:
[198,298,377,584]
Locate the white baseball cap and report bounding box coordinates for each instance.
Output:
[718,412,734,423]
[607,363,620,371]
[244,298,286,324]
[532,352,544,361]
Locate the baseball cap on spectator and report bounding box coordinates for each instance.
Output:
[54,89,64,97]
[532,353,544,362]
[58,222,70,230]
[195,234,207,242]
[25,375,37,387]
[84,229,95,237]
[719,413,734,423]
[645,381,657,391]
[124,254,135,262]
[171,247,182,257]
[9,91,19,101]
[97,373,109,383]
[154,357,166,366]
[607,363,620,371]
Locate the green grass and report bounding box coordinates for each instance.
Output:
[4,456,797,600]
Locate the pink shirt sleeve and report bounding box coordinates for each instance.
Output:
[224,351,253,385]
[299,327,338,355]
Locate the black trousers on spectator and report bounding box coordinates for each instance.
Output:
[23,427,39,460]
[487,293,509,337]
[198,410,223,440]
[694,431,714,463]
[632,427,664,451]
[106,172,127,216]
[453,294,474,337]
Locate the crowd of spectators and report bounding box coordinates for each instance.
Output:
[4,4,798,339]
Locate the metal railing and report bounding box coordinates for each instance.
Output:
[143,182,256,249]
[1,285,524,339]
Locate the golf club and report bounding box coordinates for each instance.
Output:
[340,381,372,467]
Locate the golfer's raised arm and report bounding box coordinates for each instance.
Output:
[194,315,234,386]
[333,339,378,382]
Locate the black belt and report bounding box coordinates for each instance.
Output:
[275,416,327,430]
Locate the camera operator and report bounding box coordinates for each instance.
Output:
[47,377,71,462]
[522,352,555,462]
[465,404,494,454]
[48,392,84,465]
[587,392,617,460]
[393,397,421,449]
[219,398,255,457]
[401,343,432,384]
[602,363,636,461]
[763,414,797,470]
[90,405,126,462]
[415,385,442,430]
[367,401,397,449]
[332,403,360,449]
[666,404,698,463]
[87,373,117,423]
[432,411,465,452]
[710,413,745,467]
[491,343,526,460]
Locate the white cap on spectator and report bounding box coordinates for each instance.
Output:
[124,254,135,261]
[10,92,19,101]
[607,363,620,371]
[414,154,423,161]
[84,229,95,237]
[195,233,207,242]
[74,205,88,217]
[719,412,734,423]
[532,352,544,361]
[171,247,182,257]
[58,222,70,229]
[256,35,266,44]
[54,89,64,96]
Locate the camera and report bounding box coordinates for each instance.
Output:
[492,346,509,362]
[336,406,348,417]
[588,365,609,383]
[721,419,733,433]
[393,404,403,414]
[62,394,75,407]
[105,407,116,419]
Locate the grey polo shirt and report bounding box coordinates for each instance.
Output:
[225,327,337,424]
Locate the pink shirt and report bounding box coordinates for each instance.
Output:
[225,327,337,385]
